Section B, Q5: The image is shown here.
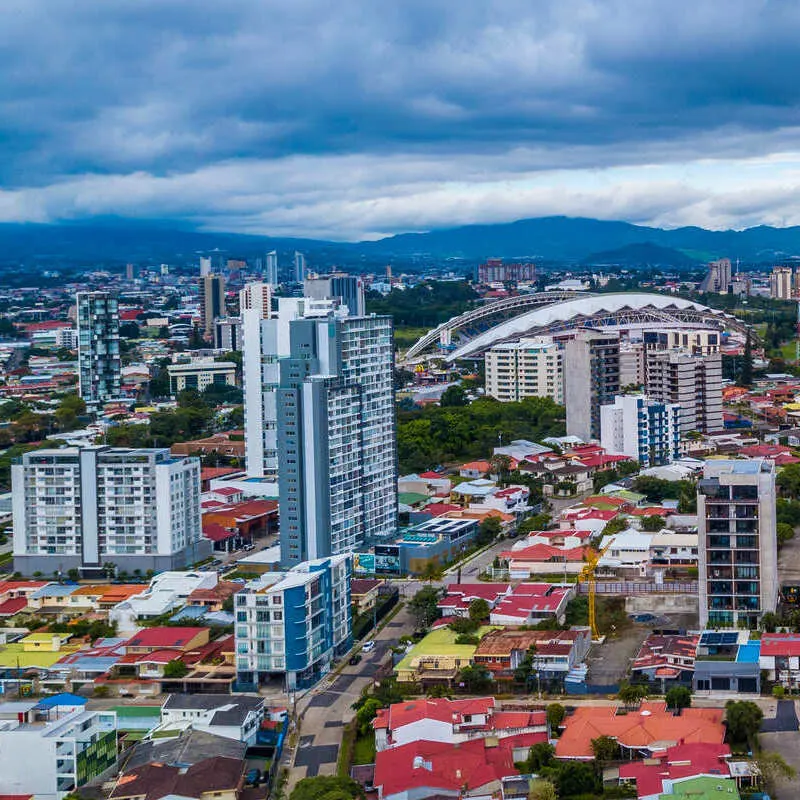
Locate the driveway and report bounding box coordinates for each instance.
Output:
[761,699,799,733]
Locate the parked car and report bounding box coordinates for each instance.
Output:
[362,640,375,653]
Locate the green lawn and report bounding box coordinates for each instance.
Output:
[353,733,376,766]
[779,342,798,363]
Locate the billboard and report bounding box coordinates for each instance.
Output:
[375,545,402,574]
[353,553,375,574]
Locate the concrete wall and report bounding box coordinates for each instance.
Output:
[624,594,699,615]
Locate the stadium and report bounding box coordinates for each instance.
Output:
[404,292,749,362]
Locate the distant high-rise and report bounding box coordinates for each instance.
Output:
[644,349,723,435]
[304,274,365,317]
[294,251,306,283]
[478,258,536,284]
[564,331,620,441]
[699,258,732,294]
[242,294,338,479]
[698,458,777,630]
[277,313,396,565]
[125,263,134,280]
[485,336,563,404]
[600,394,681,467]
[770,266,793,300]
[199,256,211,277]
[265,251,279,286]
[77,291,121,404]
[198,274,226,339]
[214,317,242,351]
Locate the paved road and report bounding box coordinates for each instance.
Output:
[761,699,799,733]
[285,605,412,793]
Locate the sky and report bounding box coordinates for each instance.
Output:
[4,0,800,240]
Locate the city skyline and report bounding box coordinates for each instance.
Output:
[4,3,800,239]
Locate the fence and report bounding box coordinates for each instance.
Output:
[577,581,698,595]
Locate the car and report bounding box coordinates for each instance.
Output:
[362,640,375,653]
[349,654,362,665]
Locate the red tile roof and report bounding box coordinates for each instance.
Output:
[125,627,207,650]
[556,703,725,760]
[0,597,28,616]
[421,503,462,516]
[459,460,492,472]
[761,632,800,657]
[200,467,242,480]
[419,471,445,479]
[374,738,516,797]
[618,742,732,798]
[502,543,586,562]
[202,522,235,542]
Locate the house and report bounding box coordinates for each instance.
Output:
[350,579,382,615]
[692,631,761,695]
[373,696,546,751]
[158,694,264,746]
[458,461,492,479]
[473,628,591,682]
[68,584,144,612]
[759,633,800,687]
[630,634,699,686]
[395,627,491,686]
[373,738,518,800]
[109,756,246,800]
[186,581,240,611]
[498,542,586,579]
[437,583,512,617]
[555,703,726,760]
[618,742,734,800]
[125,627,210,656]
[598,530,654,577]
[110,571,219,632]
[648,531,698,571]
[488,583,574,626]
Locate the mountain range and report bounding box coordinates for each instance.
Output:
[4,216,800,265]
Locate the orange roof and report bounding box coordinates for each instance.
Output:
[555,703,725,760]
[460,460,492,472]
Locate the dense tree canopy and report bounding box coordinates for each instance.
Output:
[366,281,478,328]
[397,396,564,473]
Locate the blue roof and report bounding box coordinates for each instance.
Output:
[30,584,78,599]
[737,642,761,663]
[36,692,87,708]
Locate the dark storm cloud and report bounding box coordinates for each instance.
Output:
[3,0,800,236]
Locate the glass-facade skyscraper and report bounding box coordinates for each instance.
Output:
[77,291,121,403]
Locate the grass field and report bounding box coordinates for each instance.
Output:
[393,326,430,352]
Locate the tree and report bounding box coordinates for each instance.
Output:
[514,645,538,686]
[618,682,648,708]
[163,659,189,678]
[419,561,443,584]
[602,516,628,537]
[777,522,795,547]
[757,751,796,796]
[525,742,555,771]
[457,664,493,693]
[528,779,557,800]
[739,329,753,388]
[54,394,86,431]
[777,462,800,497]
[355,697,382,735]
[640,515,664,532]
[468,598,490,625]
[119,322,140,339]
[477,515,503,546]
[591,735,619,762]
[725,700,763,749]
[760,611,780,633]
[439,385,468,407]
[554,762,600,797]
[665,685,692,710]
[289,776,365,800]
[546,703,566,732]
[519,512,551,534]
[409,586,441,630]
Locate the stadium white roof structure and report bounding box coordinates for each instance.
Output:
[425,292,746,361]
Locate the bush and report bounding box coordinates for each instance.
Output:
[93,685,111,698]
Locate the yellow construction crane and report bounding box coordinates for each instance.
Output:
[578,543,610,640]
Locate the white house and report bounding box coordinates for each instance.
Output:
[157,693,264,746]
[598,530,654,576]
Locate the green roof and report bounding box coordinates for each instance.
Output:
[658,776,740,800]
[609,490,647,503]
[113,706,161,717]
[398,492,430,507]
[396,626,496,672]
[0,643,66,668]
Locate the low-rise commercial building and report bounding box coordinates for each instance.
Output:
[167,359,237,395]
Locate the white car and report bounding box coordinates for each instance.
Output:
[362,640,375,653]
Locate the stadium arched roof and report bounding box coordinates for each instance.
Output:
[428,292,747,361]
